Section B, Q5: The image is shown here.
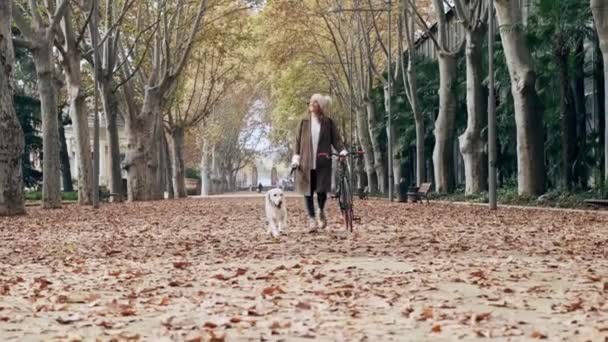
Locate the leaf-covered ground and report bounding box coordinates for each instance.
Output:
[1,197,607,341]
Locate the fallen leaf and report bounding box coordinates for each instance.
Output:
[418,307,433,321]
[173,261,192,269]
[530,330,547,339]
[207,330,226,342]
[262,286,285,297]
[471,312,492,324]
[296,302,312,310]
[95,320,114,329]
[159,296,170,306]
[185,333,203,342]
[313,273,326,280]
[402,307,414,318]
[470,270,487,279]
[56,313,82,325]
[0,284,9,295]
[475,329,491,338]
[212,274,229,281]
[109,270,121,277]
[119,305,137,316]
[34,277,52,290]
[203,321,218,329]
[118,331,140,340]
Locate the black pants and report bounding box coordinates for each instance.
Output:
[304,170,327,218]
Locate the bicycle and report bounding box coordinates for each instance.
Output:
[318,151,364,232]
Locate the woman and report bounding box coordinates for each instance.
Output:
[291,94,347,232]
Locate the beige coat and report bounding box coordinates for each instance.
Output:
[294,114,344,196]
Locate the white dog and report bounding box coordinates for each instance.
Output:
[265,188,287,238]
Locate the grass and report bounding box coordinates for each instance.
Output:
[433,187,606,209]
[365,185,607,210]
[25,191,78,202]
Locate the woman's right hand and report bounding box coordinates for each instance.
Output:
[291,155,300,169]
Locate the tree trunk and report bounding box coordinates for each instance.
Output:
[33,47,62,208]
[201,139,211,196]
[572,38,587,188]
[408,63,425,187]
[123,89,163,201]
[170,127,187,198]
[62,55,94,205]
[390,124,402,188]
[592,29,606,187]
[0,0,26,216]
[366,101,386,193]
[99,82,123,201]
[229,172,237,192]
[154,113,166,199]
[355,138,367,190]
[594,29,606,187]
[555,42,577,191]
[58,112,74,192]
[383,86,401,190]
[163,132,174,199]
[356,107,377,192]
[414,120,425,185]
[459,29,488,195]
[496,0,546,196]
[432,52,458,193]
[592,0,608,182]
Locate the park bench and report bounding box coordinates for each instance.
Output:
[584,199,608,207]
[407,182,432,204]
[99,187,120,202]
[357,186,369,200]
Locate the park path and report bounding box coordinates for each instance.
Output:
[0,197,607,341]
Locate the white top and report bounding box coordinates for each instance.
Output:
[291,115,347,169]
[310,114,321,170]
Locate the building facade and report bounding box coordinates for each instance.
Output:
[63,113,128,189]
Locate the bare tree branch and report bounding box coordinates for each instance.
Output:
[12,6,36,42]
[48,0,70,40]
[75,0,95,47]
[161,0,209,89]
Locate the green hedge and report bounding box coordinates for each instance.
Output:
[25,191,78,202]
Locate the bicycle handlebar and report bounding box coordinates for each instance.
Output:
[318,151,364,159]
[289,151,364,175]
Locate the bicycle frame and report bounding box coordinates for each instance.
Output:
[318,151,363,232]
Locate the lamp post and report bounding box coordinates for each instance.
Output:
[91,2,100,208]
[386,0,393,202]
[488,0,497,210]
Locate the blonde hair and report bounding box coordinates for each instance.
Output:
[309,93,332,116]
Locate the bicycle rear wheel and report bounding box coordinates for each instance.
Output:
[340,174,353,231]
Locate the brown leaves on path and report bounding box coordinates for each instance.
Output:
[0,197,607,341]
